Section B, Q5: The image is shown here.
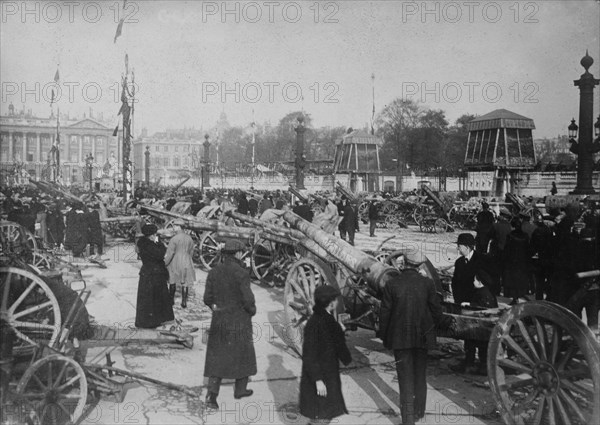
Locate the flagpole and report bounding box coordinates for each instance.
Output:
[251,110,256,189]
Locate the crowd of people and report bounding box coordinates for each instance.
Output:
[2,182,599,425]
[471,200,600,326]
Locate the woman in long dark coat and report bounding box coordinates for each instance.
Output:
[203,239,257,410]
[135,224,174,328]
[503,218,531,304]
[299,285,352,422]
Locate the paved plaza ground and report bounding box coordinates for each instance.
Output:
[79,225,505,425]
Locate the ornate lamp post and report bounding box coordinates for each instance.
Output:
[294,115,306,190]
[203,134,211,189]
[144,146,150,185]
[568,51,600,194]
[85,153,94,193]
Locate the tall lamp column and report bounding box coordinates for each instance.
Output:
[568,51,600,194]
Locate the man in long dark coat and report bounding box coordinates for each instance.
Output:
[299,285,351,422]
[237,192,249,215]
[86,205,104,258]
[450,233,490,374]
[64,204,88,257]
[379,251,453,425]
[475,202,495,253]
[203,239,256,410]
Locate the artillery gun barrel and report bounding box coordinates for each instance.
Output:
[420,184,450,217]
[140,204,257,238]
[173,176,191,191]
[288,186,308,202]
[335,182,358,203]
[283,211,398,293]
[226,210,329,257]
[100,216,140,224]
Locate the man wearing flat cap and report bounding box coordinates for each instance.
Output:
[164,219,196,308]
[203,239,256,410]
[379,251,453,425]
[299,285,352,422]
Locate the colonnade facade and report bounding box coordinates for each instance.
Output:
[0,116,116,184]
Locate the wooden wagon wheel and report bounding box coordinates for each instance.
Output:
[0,221,38,253]
[198,232,222,271]
[381,201,398,215]
[357,201,369,221]
[251,238,298,287]
[31,251,54,272]
[488,301,600,425]
[16,354,88,425]
[282,258,338,355]
[434,218,449,233]
[1,267,61,349]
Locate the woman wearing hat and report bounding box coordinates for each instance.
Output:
[135,223,174,328]
[299,285,351,423]
[164,219,196,308]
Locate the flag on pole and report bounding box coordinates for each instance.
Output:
[113,125,119,137]
[54,69,60,83]
[50,89,55,106]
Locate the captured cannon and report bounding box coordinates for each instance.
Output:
[280,211,600,425]
[138,203,258,270]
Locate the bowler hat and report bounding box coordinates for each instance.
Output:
[141,223,158,237]
[222,239,246,253]
[314,285,341,306]
[456,233,476,247]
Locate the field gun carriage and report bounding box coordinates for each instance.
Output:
[277,211,600,425]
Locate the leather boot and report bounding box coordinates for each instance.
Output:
[181,287,188,308]
[168,284,176,306]
[205,392,219,410]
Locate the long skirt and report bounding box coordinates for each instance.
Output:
[135,272,174,328]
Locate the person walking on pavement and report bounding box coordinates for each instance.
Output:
[368,199,379,237]
[203,239,256,410]
[164,219,196,308]
[340,198,358,245]
[135,224,175,329]
[299,285,352,424]
[379,251,454,425]
[475,201,495,253]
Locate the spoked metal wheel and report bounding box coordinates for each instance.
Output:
[488,301,600,425]
[1,267,61,351]
[16,354,88,425]
[282,258,337,355]
[251,238,298,287]
[0,221,37,254]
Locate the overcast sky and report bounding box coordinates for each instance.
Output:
[1,0,599,139]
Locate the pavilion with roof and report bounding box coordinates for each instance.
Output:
[333,129,382,192]
[464,109,536,197]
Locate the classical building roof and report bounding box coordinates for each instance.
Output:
[468,109,536,131]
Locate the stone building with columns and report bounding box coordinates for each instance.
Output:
[132,127,205,186]
[0,104,116,186]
